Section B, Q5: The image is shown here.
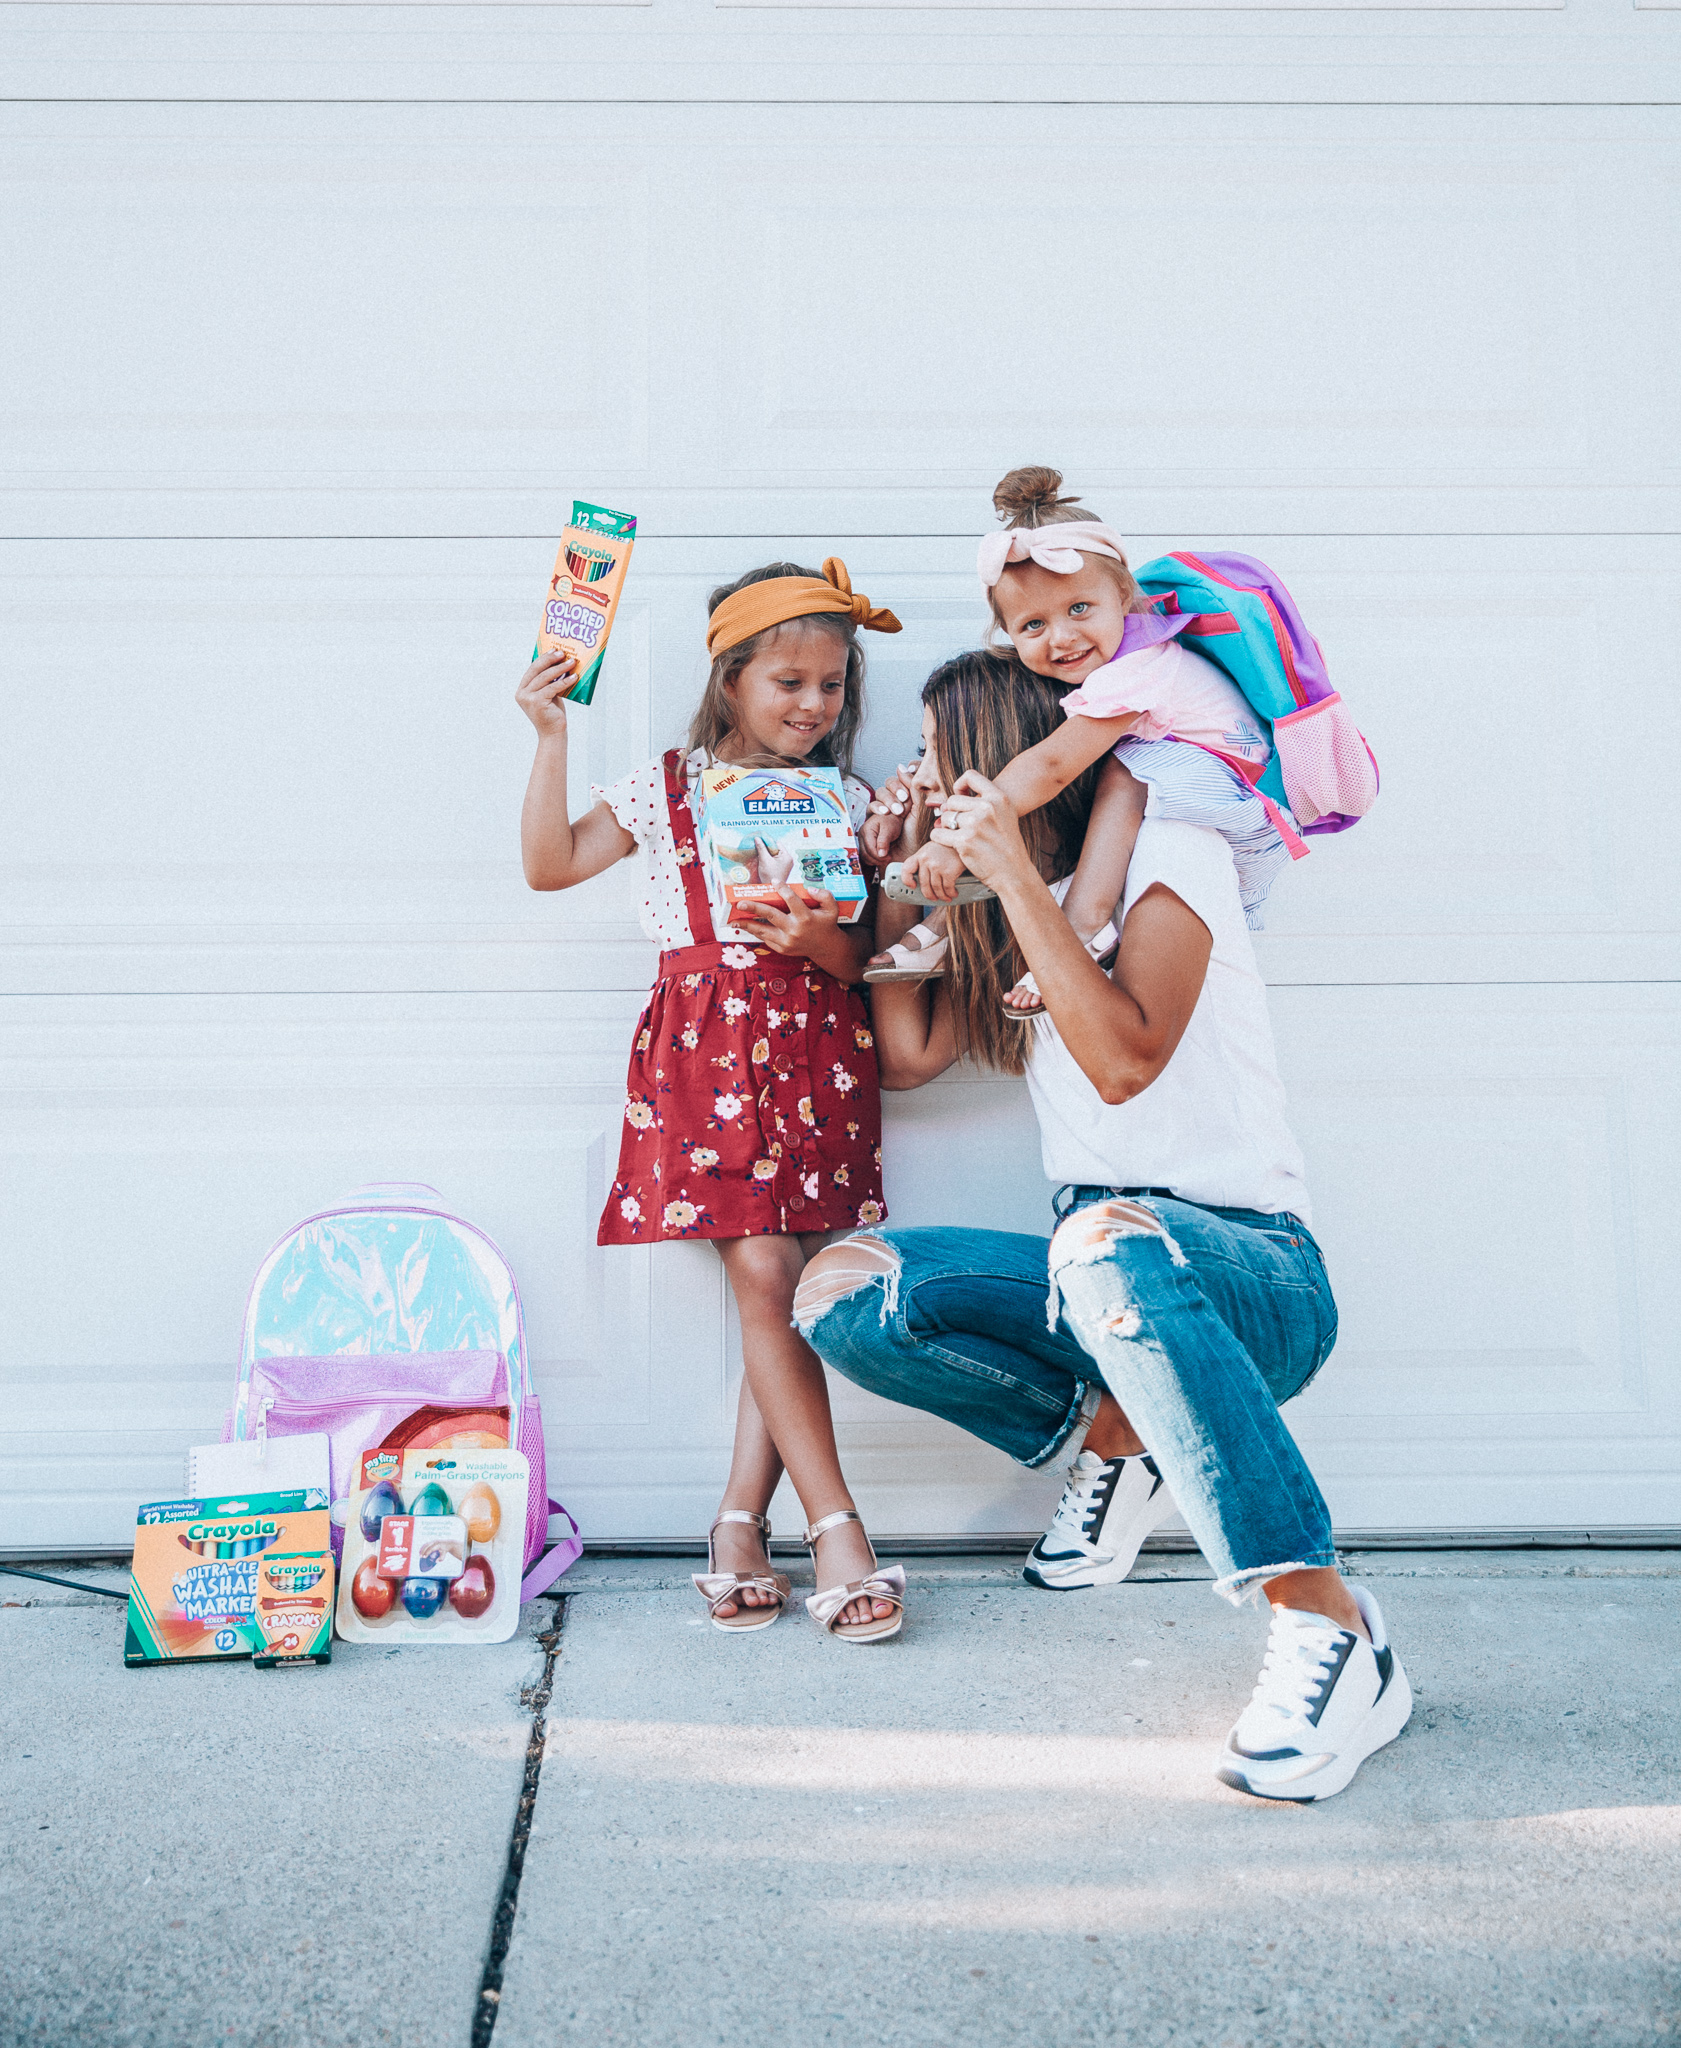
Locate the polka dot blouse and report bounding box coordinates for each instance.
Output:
[593,747,874,950]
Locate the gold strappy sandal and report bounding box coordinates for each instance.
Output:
[803,1508,906,1644]
[692,1509,792,1633]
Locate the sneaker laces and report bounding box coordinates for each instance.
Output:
[1245,1610,1347,1731]
[1043,1454,1119,1553]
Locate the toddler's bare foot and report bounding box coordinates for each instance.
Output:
[1005,920,1121,1018]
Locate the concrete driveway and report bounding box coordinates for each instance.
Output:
[3,1551,1676,2047]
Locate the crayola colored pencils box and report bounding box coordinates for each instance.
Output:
[536,500,637,705]
[699,763,868,927]
[123,1488,331,1669]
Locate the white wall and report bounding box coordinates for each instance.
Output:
[3,10,1678,1550]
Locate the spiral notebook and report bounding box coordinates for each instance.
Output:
[185,1434,331,1500]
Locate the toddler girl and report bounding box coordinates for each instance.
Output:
[872,468,1297,1014]
[516,558,905,1641]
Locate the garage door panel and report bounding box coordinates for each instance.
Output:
[1279,986,1681,1466]
[5,108,1678,535]
[0,991,674,1548]
[2,541,668,989]
[5,984,1678,1545]
[7,537,1679,997]
[4,9,1673,110]
[716,151,1618,491]
[5,143,655,494]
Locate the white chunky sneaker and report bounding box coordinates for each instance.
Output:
[1023,1449,1178,1591]
[1217,1584,1413,1803]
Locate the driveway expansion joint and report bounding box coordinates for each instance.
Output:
[472,1595,569,2048]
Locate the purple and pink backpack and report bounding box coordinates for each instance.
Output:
[1123,551,1379,844]
[225,1183,580,1600]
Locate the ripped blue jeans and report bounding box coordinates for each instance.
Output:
[793,1189,1340,1604]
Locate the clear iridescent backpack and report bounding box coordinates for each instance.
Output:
[225,1183,580,1598]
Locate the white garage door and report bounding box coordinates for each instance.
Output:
[3,13,1678,1552]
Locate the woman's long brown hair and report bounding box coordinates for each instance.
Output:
[922,650,1102,1077]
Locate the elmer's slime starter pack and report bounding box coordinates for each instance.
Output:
[124,1489,333,1669]
[700,763,868,927]
[336,1447,528,1646]
[536,500,637,705]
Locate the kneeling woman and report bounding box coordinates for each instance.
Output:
[794,651,1412,1801]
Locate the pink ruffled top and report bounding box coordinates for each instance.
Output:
[1059,637,1272,776]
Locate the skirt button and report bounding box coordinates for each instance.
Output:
[788,1194,806,1214]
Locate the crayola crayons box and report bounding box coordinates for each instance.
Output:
[123,1488,331,1669]
[535,499,637,705]
[699,763,868,928]
[251,1550,335,1669]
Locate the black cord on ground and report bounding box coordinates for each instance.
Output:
[0,1564,129,1600]
[471,1595,568,2048]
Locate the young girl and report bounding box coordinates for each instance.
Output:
[516,558,906,1642]
[867,468,1297,1014]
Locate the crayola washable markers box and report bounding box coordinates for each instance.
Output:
[535,500,637,705]
[123,1488,331,1669]
[699,763,868,928]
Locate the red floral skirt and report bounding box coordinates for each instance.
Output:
[597,942,887,1245]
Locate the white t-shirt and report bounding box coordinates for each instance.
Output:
[593,748,873,949]
[1022,816,1312,1223]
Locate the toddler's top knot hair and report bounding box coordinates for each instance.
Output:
[992,465,1087,530]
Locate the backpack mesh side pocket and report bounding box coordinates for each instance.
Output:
[1272,693,1379,829]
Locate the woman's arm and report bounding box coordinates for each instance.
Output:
[934,772,1211,1106]
[517,651,636,889]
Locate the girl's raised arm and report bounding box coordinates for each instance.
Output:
[517,649,637,890]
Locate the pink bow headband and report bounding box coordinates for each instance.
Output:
[976,521,1131,588]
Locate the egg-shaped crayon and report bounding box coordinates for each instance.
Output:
[359,1480,404,1544]
[400,1575,449,1620]
[448,1555,496,1620]
[407,1481,453,1519]
[457,1483,501,1546]
[351,1557,398,1619]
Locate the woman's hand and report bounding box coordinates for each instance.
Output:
[927,770,1037,891]
[517,648,581,739]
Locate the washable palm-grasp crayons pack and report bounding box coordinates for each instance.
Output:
[535,500,637,705]
[336,1448,528,1646]
[699,762,868,927]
